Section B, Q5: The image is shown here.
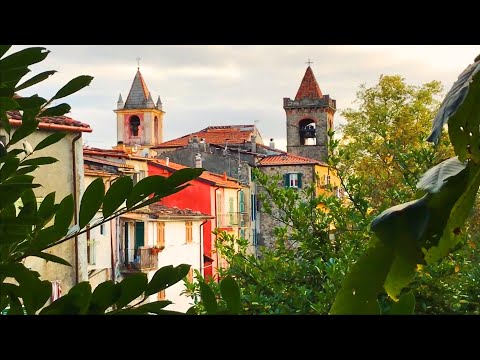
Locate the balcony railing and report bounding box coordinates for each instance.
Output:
[216,212,249,228]
[120,247,158,272]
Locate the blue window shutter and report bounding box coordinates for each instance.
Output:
[284,173,289,188]
[298,173,303,188]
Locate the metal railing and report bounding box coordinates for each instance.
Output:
[120,247,158,272]
[216,212,249,227]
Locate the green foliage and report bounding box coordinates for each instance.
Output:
[0,45,205,315]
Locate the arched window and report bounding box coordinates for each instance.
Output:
[130,115,140,137]
[299,118,316,145]
[154,116,159,144]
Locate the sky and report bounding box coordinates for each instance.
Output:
[10,45,480,151]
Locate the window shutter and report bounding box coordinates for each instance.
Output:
[298,173,303,188]
[284,174,289,188]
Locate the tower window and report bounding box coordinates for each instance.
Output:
[129,115,141,137]
[299,118,316,145]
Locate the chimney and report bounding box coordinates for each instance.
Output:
[165,157,170,166]
[251,135,257,153]
[194,153,202,168]
[191,135,199,149]
[223,172,227,181]
[269,138,275,149]
[199,138,207,152]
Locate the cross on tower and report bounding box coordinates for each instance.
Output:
[306,58,313,66]
[136,57,141,69]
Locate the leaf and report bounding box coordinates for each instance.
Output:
[330,238,394,314]
[15,70,57,91]
[166,168,204,188]
[54,195,74,236]
[219,276,241,314]
[7,295,24,315]
[145,264,191,296]
[89,281,122,314]
[20,156,58,166]
[387,291,415,315]
[115,273,148,309]
[52,75,94,100]
[383,253,417,301]
[0,45,12,58]
[38,103,71,117]
[79,178,105,229]
[37,192,56,222]
[34,132,67,151]
[15,95,47,110]
[417,157,467,193]
[31,252,72,267]
[0,67,31,88]
[135,301,172,314]
[8,120,39,146]
[199,281,218,314]
[0,47,49,70]
[0,96,19,112]
[0,156,20,181]
[15,165,38,176]
[126,175,169,208]
[41,282,92,315]
[102,176,133,218]
[427,57,480,143]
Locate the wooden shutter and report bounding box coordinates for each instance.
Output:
[298,173,303,188]
[186,221,193,244]
[157,222,165,248]
[284,173,289,188]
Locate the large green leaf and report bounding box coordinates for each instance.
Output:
[0,156,20,181]
[15,70,57,92]
[8,120,39,146]
[199,281,218,315]
[20,156,58,166]
[31,252,71,267]
[89,281,122,314]
[15,95,47,110]
[145,264,191,296]
[219,276,241,314]
[135,301,172,314]
[166,168,204,188]
[102,176,133,218]
[15,165,38,176]
[79,178,105,229]
[0,47,49,70]
[37,192,57,224]
[330,238,394,314]
[34,132,67,151]
[126,175,169,208]
[387,291,415,315]
[54,194,74,236]
[427,56,480,143]
[115,273,148,309]
[41,282,92,315]
[0,96,19,112]
[416,157,467,193]
[39,103,71,117]
[0,67,31,88]
[52,75,93,100]
[0,45,12,58]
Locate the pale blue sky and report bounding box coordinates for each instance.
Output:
[10,45,480,150]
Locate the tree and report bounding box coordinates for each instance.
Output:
[331,55,480,314]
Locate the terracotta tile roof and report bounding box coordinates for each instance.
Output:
[148,159,243,189]
[152,125,257,149]
[84,163,117,177]
[295,66,323,100]
[84,155,134,169]
[7,110,92,133]
[258,152,327,166]
[145,204,212,218]
[83,147,130,159]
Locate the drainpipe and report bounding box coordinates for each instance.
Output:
[236,188,242,238]
[71,132,82,284]
[214,186,221,282]
[199,219,208,277]
[108,176,119,283]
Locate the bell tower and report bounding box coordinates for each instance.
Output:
[114,65,165,148]
[284,63,336,162]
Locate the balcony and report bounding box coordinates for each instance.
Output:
[120,247,158,273]
[216,212,249,228]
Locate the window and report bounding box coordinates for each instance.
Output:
[129,115,140,137]
[139,170,146,181]
[157,290,166,300]
[185,221,192,244]
[284,173,303,188]
[251,194,256,221]
[157,222,165,248]
[100,224,105,235]
[86,226,96,265]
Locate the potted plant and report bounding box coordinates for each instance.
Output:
[151,245,164,255]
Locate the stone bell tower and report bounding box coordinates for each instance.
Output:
[283,63,336,162]
[114,65,165,148]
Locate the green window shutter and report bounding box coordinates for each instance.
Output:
[284,173,289,188]
[298,173,303,188]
